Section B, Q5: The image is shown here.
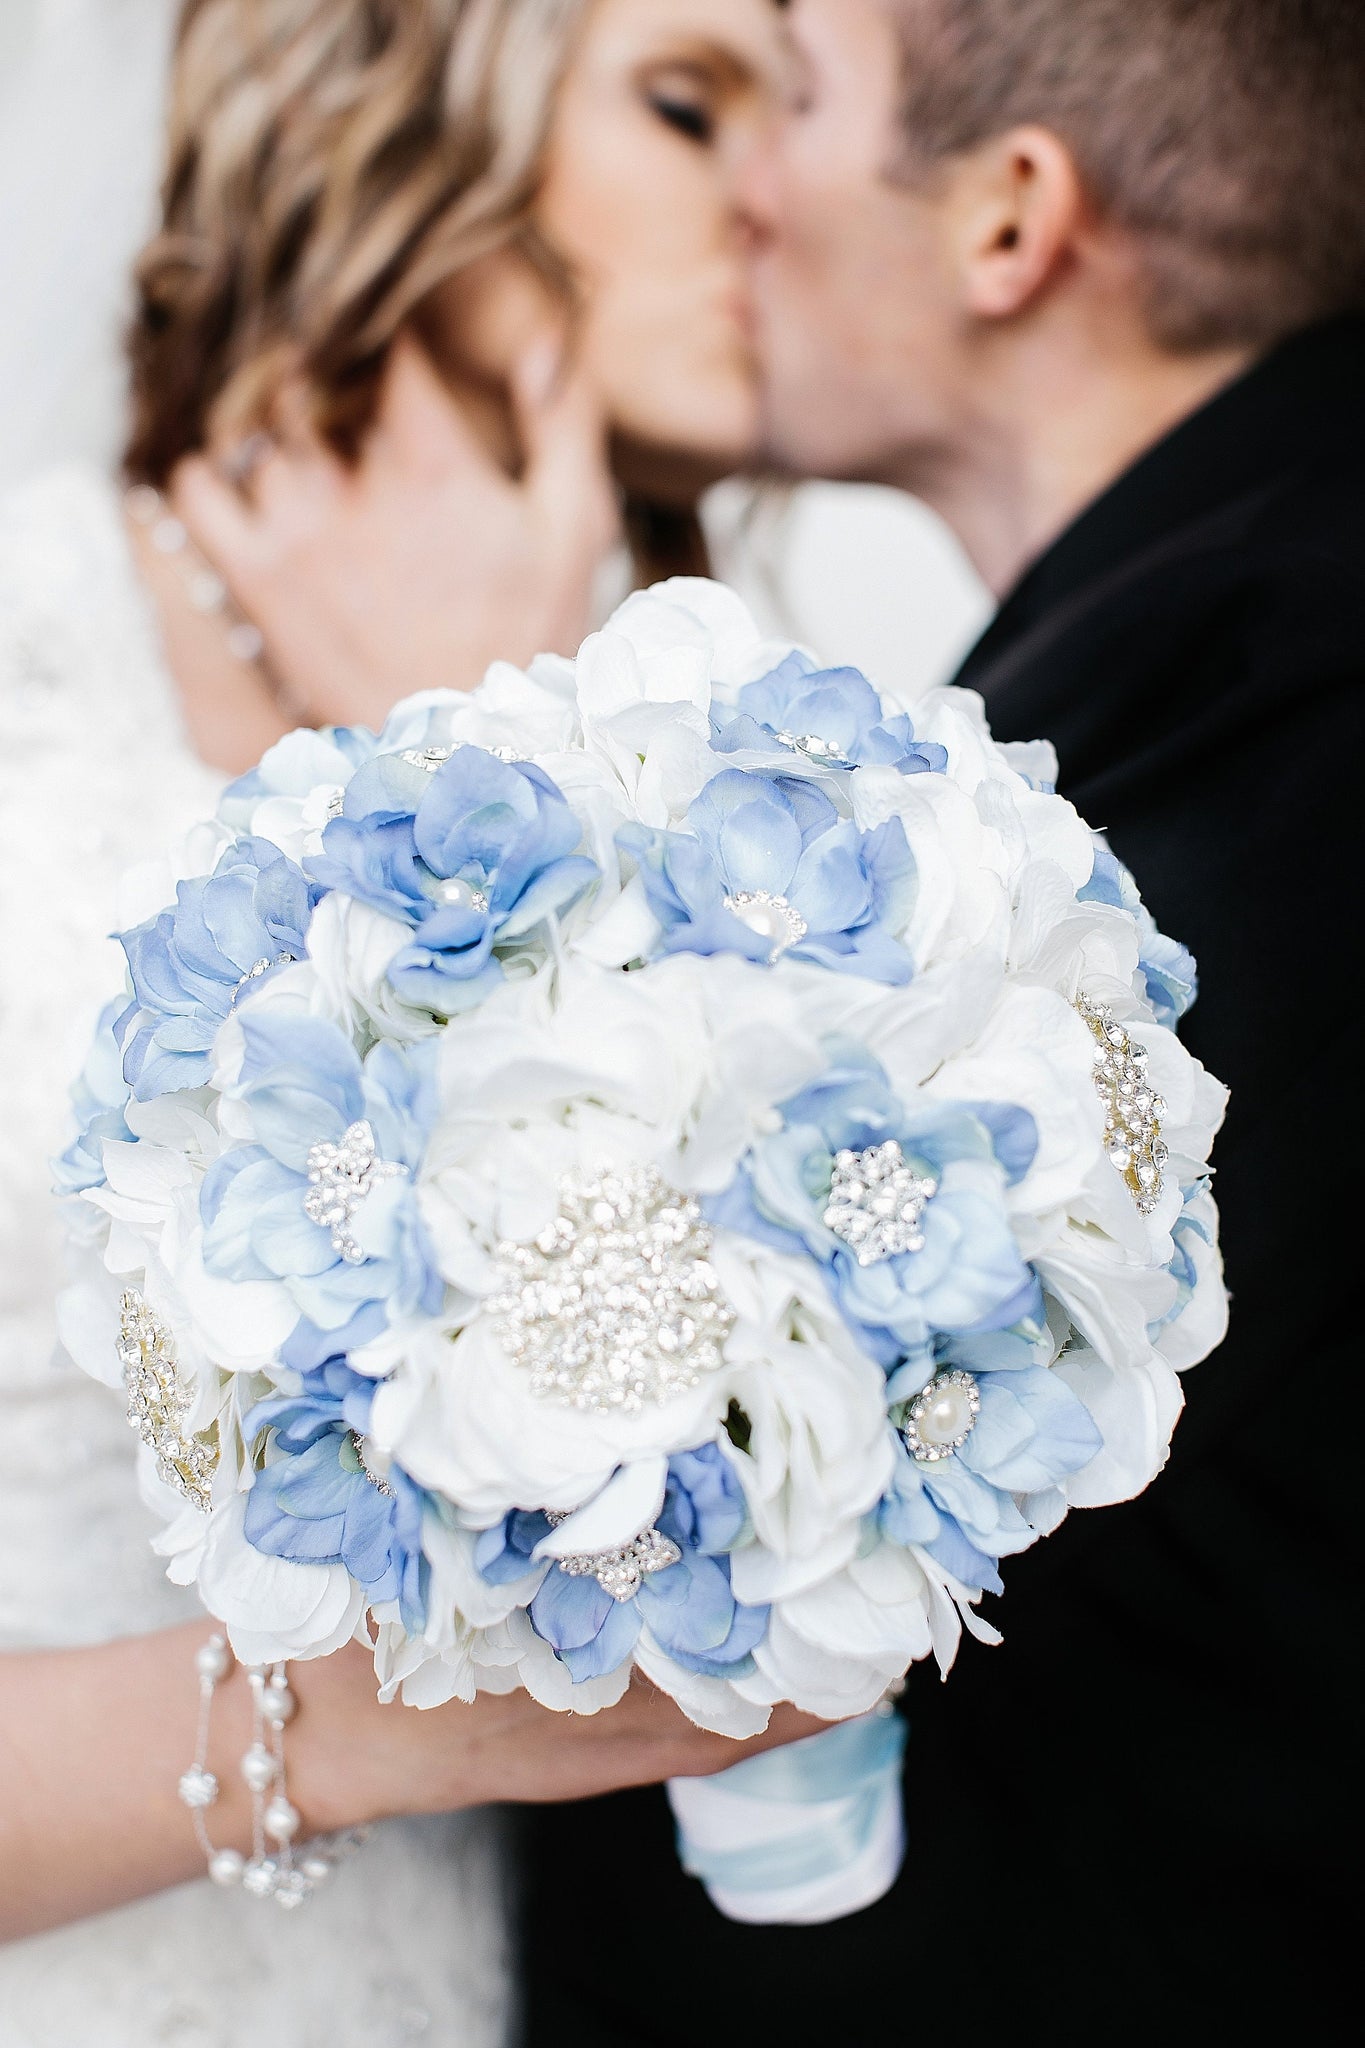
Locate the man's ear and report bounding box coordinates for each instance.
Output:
[951,126,1087,321]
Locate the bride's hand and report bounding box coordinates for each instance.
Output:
[0,1624,821,1941]
[291,1639,826,1833]
[171,333,621,731]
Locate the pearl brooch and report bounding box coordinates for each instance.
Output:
[116,1291,218,1511]
[1077,995,1169,1215]
[493,1165,734,1414]
[303,1120,407,1265]
[544,1510,682,1602]
[433,875,489,914]
[822,1140,939,1265]
[900,1369,981,1463]
[722,889,808,959]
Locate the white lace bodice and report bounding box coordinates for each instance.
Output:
[0,468,511,2048]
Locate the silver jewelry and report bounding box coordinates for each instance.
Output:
[1077,994,1169,1214]
[492,1165,734,1414]
[218,431,277,491]
[543,1509,681,1601]
[117,1290,217,1511]
[822,1140,938,1265]
[125,483,304,721]
[900,1368,981,1463]
[180,1632,367,1907]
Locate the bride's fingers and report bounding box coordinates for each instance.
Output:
[513,335,619,558]
[370,330,512,486]
[170,454,266,576]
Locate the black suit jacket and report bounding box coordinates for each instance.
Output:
[519,319,1364,2045]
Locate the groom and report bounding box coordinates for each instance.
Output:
[524,0,1363,2038]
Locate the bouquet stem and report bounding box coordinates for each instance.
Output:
[667,1708,907,1926]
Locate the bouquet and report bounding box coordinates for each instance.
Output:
[57,579,1227,1924]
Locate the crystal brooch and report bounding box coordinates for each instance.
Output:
[1077,995,1169,1215]
[772,729,854,768]
[118,1290,218,1510]
[823,1139,938,1264]
[492,1165,734,1414]
[544,1511,682,1602]
[401,741,524,771]
[303,1120,407,1265]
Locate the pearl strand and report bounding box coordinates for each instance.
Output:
[125,484,305,723]
[178,1633,367,1908]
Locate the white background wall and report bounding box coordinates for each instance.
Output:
[0,0,990,697]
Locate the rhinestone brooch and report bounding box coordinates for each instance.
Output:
[772,729,854,768]
[229,951,296,1010]
[303,1121,407,1265]
[400,741,525,771]
[349,1433,395,1498]
[722,889,808,960]
[544,1511,682,1602]
[492,1165,734,1414]
[117,1290,218,1509]
[900,1369,981,1463]
[1077,995,1169,1215]
[823,1140,939,1265]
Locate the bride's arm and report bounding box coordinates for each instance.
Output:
[0,1624,819,1943]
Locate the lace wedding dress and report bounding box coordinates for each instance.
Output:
[0,467,513,2048]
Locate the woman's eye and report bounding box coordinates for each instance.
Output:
[647,89,715,146]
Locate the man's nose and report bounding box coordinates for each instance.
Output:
[728,129,783,253]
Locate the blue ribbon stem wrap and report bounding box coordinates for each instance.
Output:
[666,1708,907,1926]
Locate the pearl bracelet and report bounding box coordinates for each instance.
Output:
[178,1633,367,1908]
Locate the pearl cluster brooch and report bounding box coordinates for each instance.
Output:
[544,1510,682,1602]
[303,1120,407,1265]
[493,1165,734,1414]
[1077,995,1169,1214]
[823,1140,939,1265]
[117,1290,218,1511]
[179,1635,366,1908]
[900,1369,981,1463]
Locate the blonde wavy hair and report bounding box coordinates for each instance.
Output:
[126,0,593,484]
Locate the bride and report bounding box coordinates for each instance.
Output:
[0,1,816,2040]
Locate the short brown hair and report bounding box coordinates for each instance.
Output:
[891,0,1365,351]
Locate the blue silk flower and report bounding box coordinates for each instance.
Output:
[618,767,916,982]
[242,1357,428,1633]
[709,1045,1043,1370]
[476,1444,768,1684]
[199,1010,441,1340]
[116,836,321,1100]
[712,651,949,775]
[307,744,598,1014]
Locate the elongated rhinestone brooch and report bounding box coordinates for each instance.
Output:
[1077,996,1169,1214]
[493,1165,734,1414]
[118,1290,218,1510]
